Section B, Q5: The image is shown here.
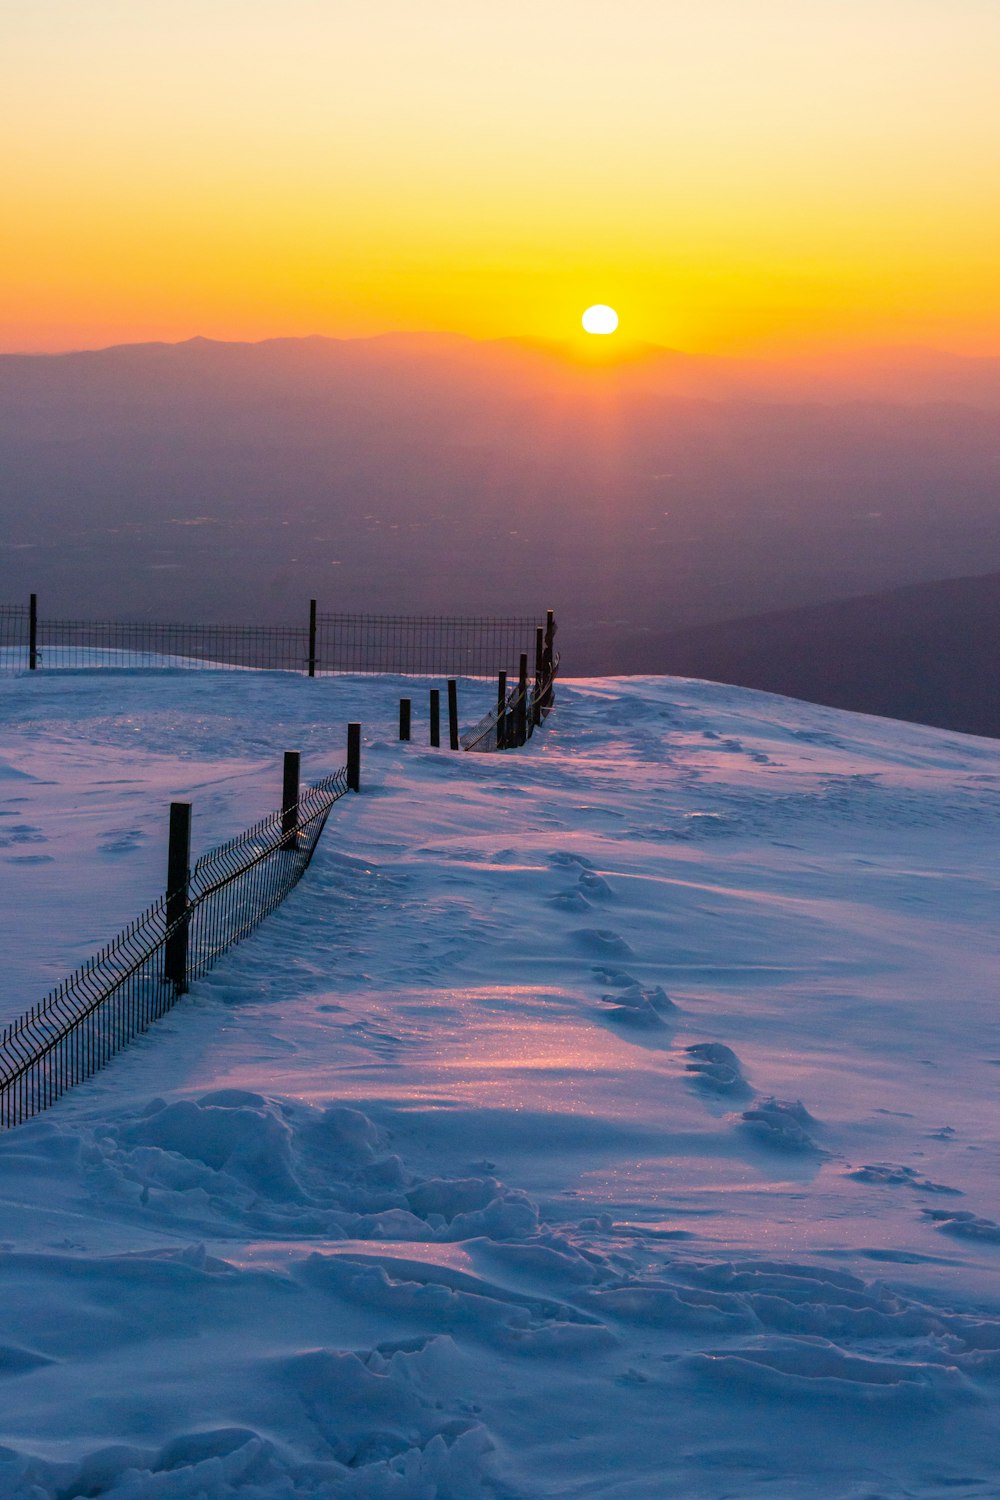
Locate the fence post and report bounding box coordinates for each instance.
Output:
[429,689,440,748]
[164,802,192,994]
[281,751,301,849]
[542,609,555,708]
[347,722,361,791]
[533,627,544,729]
[307,599,317,678]
[447,679,460,750]
[29,593,38,671]
[496,670,507,750]
[399,698,411,741]
[516,654,528,745]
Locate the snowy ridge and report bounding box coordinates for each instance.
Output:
[0,670,998,1497]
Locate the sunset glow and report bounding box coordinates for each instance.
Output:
[3,1,1000,356]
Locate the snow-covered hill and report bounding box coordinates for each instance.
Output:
[1,669,998,1498]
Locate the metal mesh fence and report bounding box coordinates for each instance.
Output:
[0,770,349,1129]
[315,614,541,677]
[462,653,560,751]
[0,603,547,678]
[0,604,29,661]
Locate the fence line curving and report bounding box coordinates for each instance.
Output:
[1,603,562,1127]
[0,769,350,1129]
[462,652,560,752]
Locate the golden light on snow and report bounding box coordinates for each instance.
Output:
[582,304,619,336]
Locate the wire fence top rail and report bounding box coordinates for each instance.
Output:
[1,602,551,679]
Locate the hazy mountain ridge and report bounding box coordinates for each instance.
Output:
[2,334,999,648]
[588,571,1000,739]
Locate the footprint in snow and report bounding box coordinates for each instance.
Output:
[923,1209,1000,1244]
[601,985,676,1028]
[592,968,639,988]
[685,1042,748,1095]
[549,850,595,870]
[740,1097,819,1151]
[847,1164,962,1195]
[98,828,146,855]
[577,870,614,901]
[573,929,634,959]
[0,823,45,848]
[549,888,591,912]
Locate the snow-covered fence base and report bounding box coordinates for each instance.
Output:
[0,769,351,1128]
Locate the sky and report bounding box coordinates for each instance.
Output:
[3,0,1000,356]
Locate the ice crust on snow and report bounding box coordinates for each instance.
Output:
[0,670,999,1497]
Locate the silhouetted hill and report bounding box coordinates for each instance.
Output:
[585,573,1000,738]
[1,335,999,645]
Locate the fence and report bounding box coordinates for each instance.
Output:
[0,602,561,1127]
[0,598,547,679]
[0,755,356,1129]
[461,653,560,751]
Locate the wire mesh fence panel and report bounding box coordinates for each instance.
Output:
[315,614,543,677]
[1,606,549,677]
[0,604,29,668]
[462,654,560,752]
[0,769,350,1129]
[32,618,311,672]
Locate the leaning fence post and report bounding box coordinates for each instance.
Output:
[496,670,507,750]
[447,679,460,751]
[533,627,544,729]
[347,722,361,791]
[399,698,411,741]
[29,593,38,671]
[307,599,318,678]
[429,689,440,748]
[281,751,301,849]
[164,802,192,994]
[542,609,555,708]
[516,654,528,745]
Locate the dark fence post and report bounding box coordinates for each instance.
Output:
[533,626,544,729]
[399,698,411,741]
[542,609,555,708]
[429,689,440,747]
[447,679,459,750]
[281,751,301,849]
[29,593,38,671]
[516,654,528,745]
[307,599,317,678]
[496,670,507,750]
[347,722,361,791]
[164,802,192,994]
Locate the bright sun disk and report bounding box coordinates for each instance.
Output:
[582,304,619,335]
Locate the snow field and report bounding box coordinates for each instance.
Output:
[1,669,999,1497]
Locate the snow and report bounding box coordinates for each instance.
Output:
[1,666,999,1498]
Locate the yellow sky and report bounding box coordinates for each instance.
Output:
[3,0,1000,355]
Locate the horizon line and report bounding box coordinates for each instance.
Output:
[3,330,1000,365]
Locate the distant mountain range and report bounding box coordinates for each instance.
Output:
[1,334,999,679]
[580,571,999,739]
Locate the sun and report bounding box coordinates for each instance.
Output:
[582,304,619,336]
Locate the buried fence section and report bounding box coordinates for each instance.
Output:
[461,647,560,753]
[0,761,354,1130]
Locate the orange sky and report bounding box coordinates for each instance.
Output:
[3,0,1000,356]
